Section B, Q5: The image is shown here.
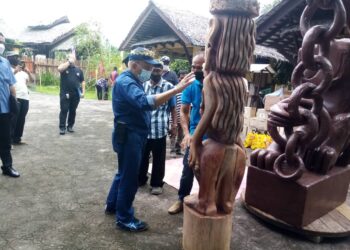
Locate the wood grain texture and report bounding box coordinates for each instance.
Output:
[183,197,233,250]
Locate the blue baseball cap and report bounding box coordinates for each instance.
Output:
[123,47,160,66]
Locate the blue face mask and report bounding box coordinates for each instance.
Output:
[138,69,152,83]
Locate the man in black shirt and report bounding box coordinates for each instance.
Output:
[57,55,85,135]
[160,56,178,85]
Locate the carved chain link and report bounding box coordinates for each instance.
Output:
[269,0,346,180]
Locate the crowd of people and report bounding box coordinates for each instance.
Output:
[0,31,205,233]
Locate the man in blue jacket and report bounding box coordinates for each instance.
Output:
[105,48,194,232]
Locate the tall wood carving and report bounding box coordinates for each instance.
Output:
[182,1,259,249]
[245,0,350,232]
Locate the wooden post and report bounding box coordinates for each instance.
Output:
[183,195,233,250]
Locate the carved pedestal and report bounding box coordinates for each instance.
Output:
[245,165,350,227]
[183,195,233,250]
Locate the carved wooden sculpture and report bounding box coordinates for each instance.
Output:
[187,0,259,216]
[246,0,350,229]
[182,2,259,249]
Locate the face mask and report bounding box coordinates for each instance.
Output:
[194,71,204,83]
[150,74,161,83]
[163,65,170,72]
[0,44,5,55]
[8,57,19,66]
[138,69,152,83]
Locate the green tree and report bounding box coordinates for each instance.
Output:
[73,23,122,90]
[170,59,191,75]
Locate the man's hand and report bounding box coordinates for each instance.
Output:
[181,134,192,149]
[175,72,195,93]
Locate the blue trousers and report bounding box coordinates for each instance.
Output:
[106,130,146,223]
[178,147,194,201]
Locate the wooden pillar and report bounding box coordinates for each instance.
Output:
[183,195,233,250]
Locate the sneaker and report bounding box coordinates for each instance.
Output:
[116,218,148,232]
[67,127,74,133]
[59,128,66,135]
[12,140,27,145]
[168,200,183,215]
[151,187,163,195]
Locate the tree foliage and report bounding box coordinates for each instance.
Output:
[170,59,191,74]
[73,23,122,89]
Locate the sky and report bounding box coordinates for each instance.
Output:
[1,0,273,47]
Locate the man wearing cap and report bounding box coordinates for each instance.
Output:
[57,55,85,135]
[160,56,179,85]
[105,47,194,232]
[0,32,20,178]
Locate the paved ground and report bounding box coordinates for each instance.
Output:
[0,92,349,250]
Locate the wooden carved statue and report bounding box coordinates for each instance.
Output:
[251,0,350,179]
[187,0,259,216]
[245,0,350,230]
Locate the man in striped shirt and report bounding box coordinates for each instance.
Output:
[138,64,177,195]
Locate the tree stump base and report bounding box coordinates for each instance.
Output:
[183,194,233,250]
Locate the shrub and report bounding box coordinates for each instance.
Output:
[39,72,60,86]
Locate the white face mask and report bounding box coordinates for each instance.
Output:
[163,65,170,72]
[0,44,5,55]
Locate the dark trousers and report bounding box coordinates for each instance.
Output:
[0,114,13,168]
[96,85,109,100]
[59,93,80,129]
[106,130,147,223]
[11,98,29,143]
[139,136,166,187]
[178,147,194,201]
[96,85,103,100]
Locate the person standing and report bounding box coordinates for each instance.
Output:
[138,64,177,195]
[57,55,85,135]
[109,67,119,87]
[170,70,188,155]
[105,47,194,232]
[168,55,205,214]
[12,61,32,144]
[0,32,20,177]
[160,56,178,85]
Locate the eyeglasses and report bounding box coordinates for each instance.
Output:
[191,65,203,70]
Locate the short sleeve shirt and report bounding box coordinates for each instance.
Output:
[60,65,84,94]
[181,80,203,135]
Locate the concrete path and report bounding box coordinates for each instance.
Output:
[0,92,349,250]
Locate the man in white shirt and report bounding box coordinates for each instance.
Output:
[10,59,31,144]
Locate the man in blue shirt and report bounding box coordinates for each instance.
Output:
[105,48,194,232]
[0,32,20,178]
[168,54,205,214]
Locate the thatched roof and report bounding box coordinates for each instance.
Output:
[256,0,336,63]
[18,16,75,45]
[120,1,287,62]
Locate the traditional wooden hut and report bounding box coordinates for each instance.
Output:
[119,0,287,63]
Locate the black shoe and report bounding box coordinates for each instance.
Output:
[59,128,66,135]
[116,218,148,232]
[1,166,20,178]
[67,127,74,133]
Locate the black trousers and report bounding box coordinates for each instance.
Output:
[96,85,103,100]
[139,136,167,187]
[11,98,29,143]
[0,114,13,168]
[96,85,109,100]
[59,93,80,129]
